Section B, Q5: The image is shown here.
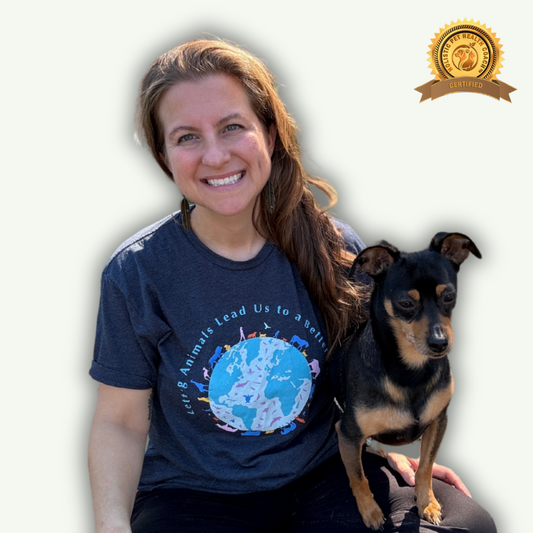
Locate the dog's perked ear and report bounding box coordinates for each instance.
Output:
[349,242,401,279]
[429,232,482,268]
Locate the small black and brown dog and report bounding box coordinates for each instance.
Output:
[332,232,481,530]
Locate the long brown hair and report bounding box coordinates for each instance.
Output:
[135,39,368,353]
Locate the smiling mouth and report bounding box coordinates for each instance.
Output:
[205,172,244,187]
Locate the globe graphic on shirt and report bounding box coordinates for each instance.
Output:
[209,337,312,432]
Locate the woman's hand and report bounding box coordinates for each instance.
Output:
[385,452,472,497]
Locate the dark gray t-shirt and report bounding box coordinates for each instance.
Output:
[90,212,364,493]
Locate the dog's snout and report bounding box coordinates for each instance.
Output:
[427,325,448,354]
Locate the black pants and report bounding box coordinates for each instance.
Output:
[131,452,496,532]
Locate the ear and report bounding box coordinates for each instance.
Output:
[430,232,482,267]
[158,152,173,177]
[267,123,277,157]
[349,242,400,279]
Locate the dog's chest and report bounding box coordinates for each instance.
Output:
[353,373,453,445]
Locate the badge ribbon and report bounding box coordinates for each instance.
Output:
[415,20,516,102]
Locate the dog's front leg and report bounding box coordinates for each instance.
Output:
[415,408,448,524]
[336,420,385,530]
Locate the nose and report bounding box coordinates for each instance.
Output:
[427,324,449,354]
[202,137,231,168]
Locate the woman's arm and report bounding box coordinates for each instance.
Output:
[89,384,152,533]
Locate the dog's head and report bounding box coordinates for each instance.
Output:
[350,233,481,368]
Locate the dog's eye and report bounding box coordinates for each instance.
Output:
[397,300,414,310]
[443,294,455,303]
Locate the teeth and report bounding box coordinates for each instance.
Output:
[207,172,243,187]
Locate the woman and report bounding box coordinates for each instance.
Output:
[88,39,496,533]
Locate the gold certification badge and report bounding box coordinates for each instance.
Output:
[415,20,516,102]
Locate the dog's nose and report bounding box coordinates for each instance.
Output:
[428,326,448,354]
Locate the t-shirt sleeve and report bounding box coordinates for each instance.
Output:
[331,217,374,289]
[332,217,365,254]
[90,273,158,389]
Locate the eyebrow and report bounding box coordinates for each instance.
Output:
[167,113,245,141]
[216,113,243,126]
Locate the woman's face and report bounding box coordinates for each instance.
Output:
[158,74,276,224]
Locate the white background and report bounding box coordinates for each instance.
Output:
[2,1,530,531]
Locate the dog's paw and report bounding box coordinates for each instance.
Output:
[360,501,386,530]
[420,500,442,525]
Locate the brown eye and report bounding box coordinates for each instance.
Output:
[398,300,414,310]
[443,294,455,303]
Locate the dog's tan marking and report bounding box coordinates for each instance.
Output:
[383,376,406,404]
[415,411,447,524]
[408,289,420,300]
[436,284,447,296]
[419,377,454,426]
[421,495,442,525]
[335,422,385,529]
[408,315,430,343]
[388,315,429,369]
[352,476,386,529]
[396,336,427,368]
[440,315,451,326]
[355,405,414,436]
[384,298,394,317]
[432,314,455,353]
[388,308,455,367]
